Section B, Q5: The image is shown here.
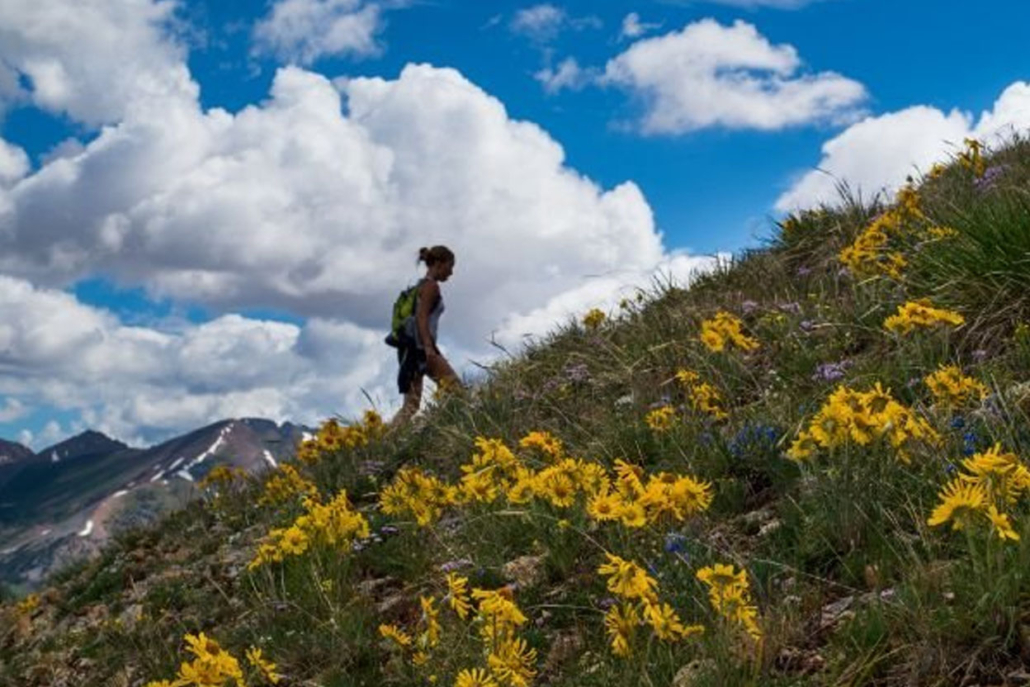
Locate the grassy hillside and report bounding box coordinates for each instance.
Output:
[3,137,1030,687]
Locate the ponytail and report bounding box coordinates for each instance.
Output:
[417,245,455,267]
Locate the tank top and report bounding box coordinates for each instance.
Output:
[412,278,445,351]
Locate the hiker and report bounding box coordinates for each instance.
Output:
[389,245,462,427]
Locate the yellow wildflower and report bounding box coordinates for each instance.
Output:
[645,405,676,432]
[597,553,658,602]
[959,444,1030,505]
[246,647,282,685]
[379,623,413,648]
[447,573,473,620]
[583,308,606,330]
[786,431,819,462]
[927,479,988,531]
[487,637,537,687]
[604,603,639,658]
[884,299,964,335]
[642,601,689,642]
[587,490,622,521]
[518,430,564,460]
[959,138,986,177]
[617,500,648,528]
[985,505,1020,542]
[925,364,988,407]
[16,593,40,616]
[456,668,499,687]
[258,463,318,507]
[699,311,759,353]
[696,564,761,639]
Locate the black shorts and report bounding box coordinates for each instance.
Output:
[397,345,427,394]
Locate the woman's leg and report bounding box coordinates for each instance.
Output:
[426,355,461,394]
[390,373,423,428]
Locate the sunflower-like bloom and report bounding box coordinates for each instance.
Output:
[472,588,528,645]
[925,365,988,407]
[486,637,537,687]
[604,603,640,658]
[645,405,676,432]
[519,430,564,460]
[246,647,282,685]
[587,490,622,521]
[455,668,499,687]
[984,505,1020,542]
[696,564,761,639]
[597,553,658,602]
[927,479,988,530]
[884,299,964,335]
[786,431,819,462]
[699,311,760,353]
[379,623,413,648]
[959,444,1030,505]
[446,573,473,620]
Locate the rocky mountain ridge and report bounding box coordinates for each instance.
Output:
[0,418,310,592]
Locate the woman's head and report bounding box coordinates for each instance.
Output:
[419,245,455,281]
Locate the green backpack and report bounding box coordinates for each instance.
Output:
[385,281,420,348]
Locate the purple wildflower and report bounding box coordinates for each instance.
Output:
[742,300,760,314]
[564,362,591,383]
[799,320,815,332]
[778,302,802,315]
[812,362,848,383]
[797,266,812,277]
[974,164,1008,192]
[440,558,473,573]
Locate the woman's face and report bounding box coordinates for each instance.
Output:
[435,259,455,282]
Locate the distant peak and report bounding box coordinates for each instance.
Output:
[38,429,129,460]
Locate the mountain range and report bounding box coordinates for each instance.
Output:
[0,418,309,592]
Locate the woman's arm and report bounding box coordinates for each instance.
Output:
[416,279,440,354]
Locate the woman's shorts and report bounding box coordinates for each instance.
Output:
[397,345,427,394]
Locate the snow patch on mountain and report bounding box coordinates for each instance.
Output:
[189,426,232,469]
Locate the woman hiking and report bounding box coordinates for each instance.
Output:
[390,245,462,428]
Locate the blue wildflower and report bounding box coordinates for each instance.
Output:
[963,431,978,456]
[664,532,687,554]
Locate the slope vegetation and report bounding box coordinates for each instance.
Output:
[3,138,1030,687]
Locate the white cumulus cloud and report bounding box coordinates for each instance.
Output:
[0,398,27,423]
[0,274,391,445]
[776,81,1030,211]
[0,0,722,446]
[535,57,595,94]
[620,12,661,40]
[0,0,196,126]
[602,19,867,134]
[252,0,388,65]
[510,4,601,43]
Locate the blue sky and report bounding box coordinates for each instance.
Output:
[0,0,1028,448]
[9,0,1030,254]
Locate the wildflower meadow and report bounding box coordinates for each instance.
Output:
[3,137,1030,686]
